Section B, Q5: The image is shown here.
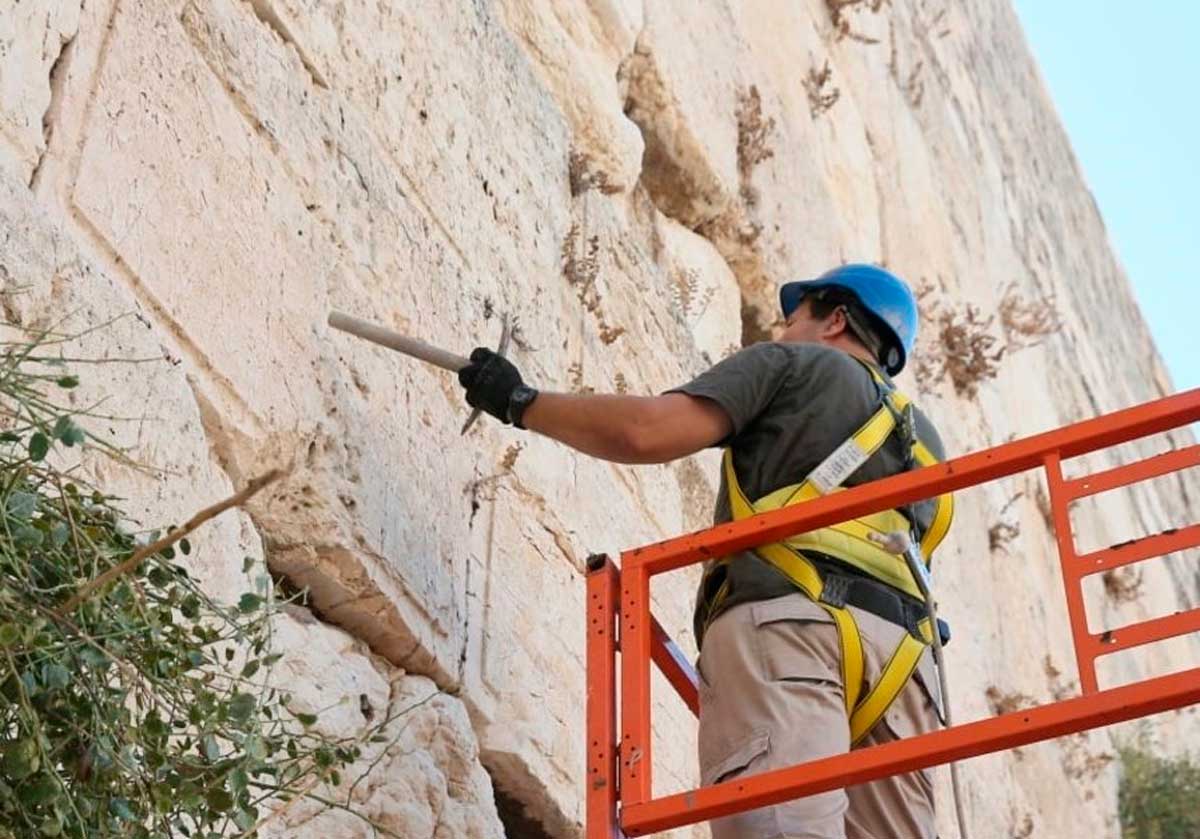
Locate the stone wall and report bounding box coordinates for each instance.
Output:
[2,1,1196,837]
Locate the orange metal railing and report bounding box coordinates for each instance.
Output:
[586,387,1200,838]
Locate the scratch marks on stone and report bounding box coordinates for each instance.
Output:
[182,0,471,270]
[606,462,669,538]
[58,0,120,202]
[457,545,476,684]
[375,140,474,270]
[475,477,501,693]
[61,0,120,195]
[0,126,27,170]
[71,204,267,432]
[338,146,369,194]
[179,5,282,159]
[538,521,585,576]
[244,0,330,89]
[501,477,587,576]
[179,6,314,177]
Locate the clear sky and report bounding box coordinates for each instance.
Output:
[1012,1,1199,396]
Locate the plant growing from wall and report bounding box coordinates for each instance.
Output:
[825,0,888,43]
[913,280,1062,398]
[1118,741,1200,838]
[735,85,776,207]
[0,332,395,838]
[803,60,841,118]
[561,223,626,345]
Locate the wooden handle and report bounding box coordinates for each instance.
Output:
[327,311,469,372]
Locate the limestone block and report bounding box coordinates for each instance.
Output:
[59,0,572,686]
[0,0,82,184]
[262,608,505,839]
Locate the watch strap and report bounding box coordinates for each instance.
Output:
[507,386,538,429]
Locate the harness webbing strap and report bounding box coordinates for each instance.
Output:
[848,619,930,742]
[913,439,954,555]
[724,450,866,716]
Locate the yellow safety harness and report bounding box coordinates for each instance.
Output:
[702,360,954,743]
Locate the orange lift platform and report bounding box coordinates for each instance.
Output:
[586,387,1200,837]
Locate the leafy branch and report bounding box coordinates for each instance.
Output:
[0,330,401,838]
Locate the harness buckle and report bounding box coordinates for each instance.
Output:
[903,606,952,647]
[819,574,852,609]
[904,605,926,641]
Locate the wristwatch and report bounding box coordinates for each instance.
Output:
[506,385,539,429]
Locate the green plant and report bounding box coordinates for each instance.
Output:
[0,331,393,838]
[1119,744,1200,839]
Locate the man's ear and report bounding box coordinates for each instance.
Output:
[820,306,850,339]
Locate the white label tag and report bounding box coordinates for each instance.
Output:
[807,437,869,495]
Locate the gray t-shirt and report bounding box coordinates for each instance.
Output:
[668,342,946,644]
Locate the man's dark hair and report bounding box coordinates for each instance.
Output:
[806,287,892,366]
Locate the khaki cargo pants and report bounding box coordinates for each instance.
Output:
[697,593,942,839]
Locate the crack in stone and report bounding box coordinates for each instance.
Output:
[457,550,473,685]
[264,537,457,687]
[29,23,80,190]
[244,0,330,90]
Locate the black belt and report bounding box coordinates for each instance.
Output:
[808,555,951,647]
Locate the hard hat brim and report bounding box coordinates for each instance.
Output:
[779,281,813,320]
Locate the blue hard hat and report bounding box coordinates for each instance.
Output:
[779,263,919,375]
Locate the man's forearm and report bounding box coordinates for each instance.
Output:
[455,349,732,463]
[521,392,657,464]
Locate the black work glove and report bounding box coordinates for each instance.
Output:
[457,348,524,424]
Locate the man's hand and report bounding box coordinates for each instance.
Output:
[457,348,525,424]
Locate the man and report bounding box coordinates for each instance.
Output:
[458,263,953,839]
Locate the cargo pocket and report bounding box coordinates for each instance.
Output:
[700,728,771,787]
[875,678,939,792]
[913,650,944,722]
[751,596,842,691]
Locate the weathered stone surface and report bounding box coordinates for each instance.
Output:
[0,0,82,185]
[2,0,1198,837]
[261,608,505,839]
[495,0,645,195]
